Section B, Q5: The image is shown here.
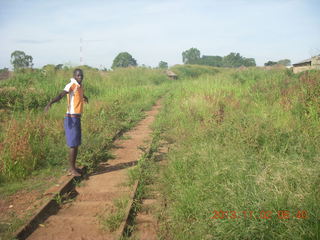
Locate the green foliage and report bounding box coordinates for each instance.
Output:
[111,52,137,69]
[154,67,320,239]
[265,59,291,66]
[100,197,129,232]
[107,67,167,86]
[278,59,291,66]
[42,64,56,70]
[265,60,278,66]
[182,49,256,68]
[158,61,168,69]
[197,55,223,67]
[78,65,99,71]
[55,64,64,70]
[10,50,33,71]
[0,70,53,110]
[222,52,256,67]
[0,67,169,182]
[170,64,219,79]
[182,48,201,64]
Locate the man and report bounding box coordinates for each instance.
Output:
[45,68,88,176]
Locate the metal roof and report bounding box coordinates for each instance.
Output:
[293,58,312,65]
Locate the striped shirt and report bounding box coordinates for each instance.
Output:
[63,78,84,115]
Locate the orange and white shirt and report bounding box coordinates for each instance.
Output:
[63,78,84,115]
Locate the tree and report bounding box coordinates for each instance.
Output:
[242,57,256,67]
[182,48,201,64]
[55,64,64,70]
[277,59,291,66]
[112,52,137,69]
[158,61,168,69]
[223,52,244,67]
[222,52,256,67]
[10,50,33,71]
[181,50,256,68]
[198,55,223,67]
[264,61,278,66]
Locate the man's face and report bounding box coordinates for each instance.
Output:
[74,71,84,83]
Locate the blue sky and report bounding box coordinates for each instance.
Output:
[1,0,319,69]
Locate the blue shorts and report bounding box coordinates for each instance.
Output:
[64,116,81,147]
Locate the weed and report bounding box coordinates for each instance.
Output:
[53,194,63,206]
[72,178,85,188]
[99,197,129,232]
[119,135,132,140]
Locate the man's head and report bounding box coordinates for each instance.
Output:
[73,69,84,84]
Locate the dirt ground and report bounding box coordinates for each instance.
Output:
[0,174,63,239]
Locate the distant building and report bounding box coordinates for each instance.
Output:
[292,56,320,73]
[166,70,178,80]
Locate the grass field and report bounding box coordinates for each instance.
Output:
[153,66,320,239]
[0,65,319,239]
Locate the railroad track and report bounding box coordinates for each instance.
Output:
[15,101,162,240]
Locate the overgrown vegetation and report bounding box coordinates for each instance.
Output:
[170,64,220,79]
[0,66,170,240]
[100,196,129,232]
[0,67,169,183]
[1,62,319,239]
[154,66,320,239]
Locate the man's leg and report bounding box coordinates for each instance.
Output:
[69,146,81,176]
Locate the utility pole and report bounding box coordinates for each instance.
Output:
[80,38,84,66]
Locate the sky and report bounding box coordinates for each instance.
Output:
[1,0,319,69]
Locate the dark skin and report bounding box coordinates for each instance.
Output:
[45,70,88,176]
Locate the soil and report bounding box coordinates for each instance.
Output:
[26,101,162,240]
[0,175,61,238]
[0,190,39,221]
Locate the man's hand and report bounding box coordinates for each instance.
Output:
[44,91,67,113]
[84,96,89,103]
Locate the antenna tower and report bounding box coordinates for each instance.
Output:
[80,38,84,66]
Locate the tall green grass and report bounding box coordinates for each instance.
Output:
[171,64,220,79]
[154,67,320,239]
[0,67,169,183]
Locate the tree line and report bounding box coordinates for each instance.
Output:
[8,49,291,71]
[264,59,291,66]
[182,48,256,67]
[9,50,167,71]
[182,48,292,67]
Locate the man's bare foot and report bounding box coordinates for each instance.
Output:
[67,169,81,176]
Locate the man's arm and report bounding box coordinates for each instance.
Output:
[44,91,68,112]
[84,95,89,103]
